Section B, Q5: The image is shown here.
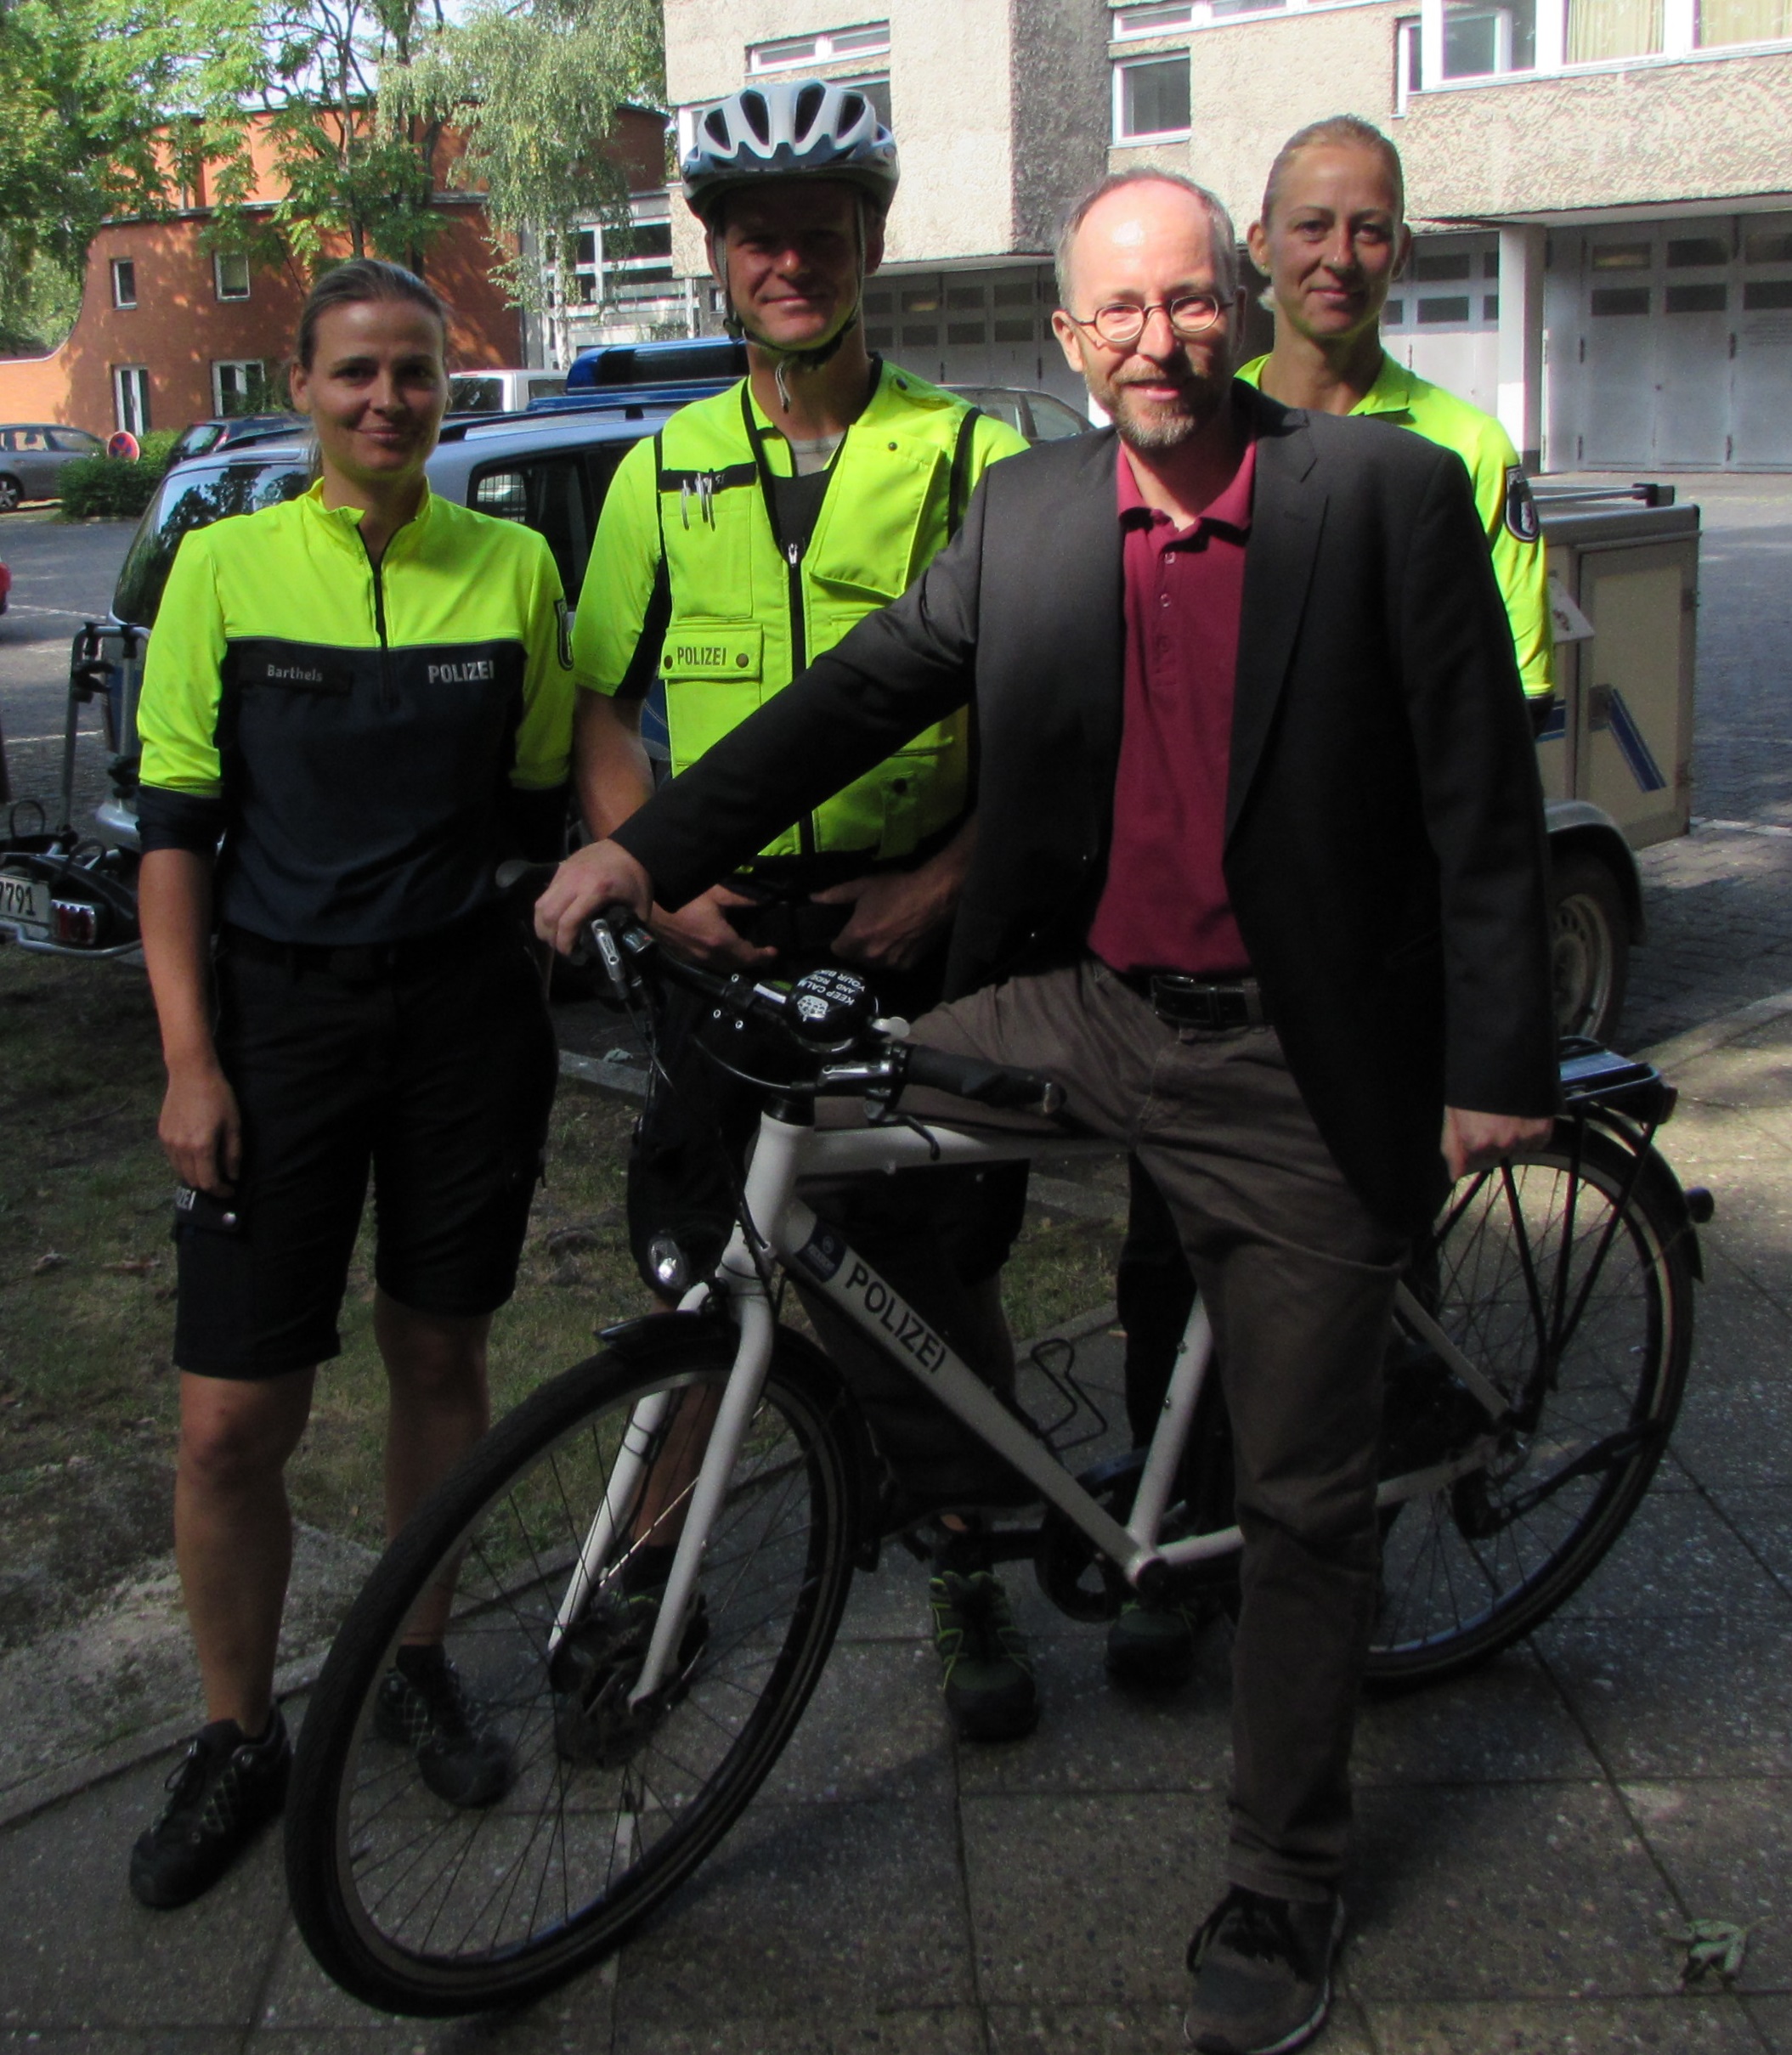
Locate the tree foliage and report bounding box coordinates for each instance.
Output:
[382,0,664,355]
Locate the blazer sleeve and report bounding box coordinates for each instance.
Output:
[1397,443,1558,1116]
[613,472,990,908]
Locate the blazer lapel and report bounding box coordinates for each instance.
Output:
[1228,397,1325,842]
[1050,428,1126,768]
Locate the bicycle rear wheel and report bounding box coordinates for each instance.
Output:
[285,1329,860,2014]
[1366,1121,1694,1688]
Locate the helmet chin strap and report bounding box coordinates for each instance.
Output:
[709,203,871,413]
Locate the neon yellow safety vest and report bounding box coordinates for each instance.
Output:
[574,363,1026,863]
[1238,353,1554,702]
[138,480,574,944]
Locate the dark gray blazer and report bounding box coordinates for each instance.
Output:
[614,385,1558,1229]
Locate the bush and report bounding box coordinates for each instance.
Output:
[57,429,181,522]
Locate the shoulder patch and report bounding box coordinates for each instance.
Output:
[1504,466,1541,545]
[555,597,573,671]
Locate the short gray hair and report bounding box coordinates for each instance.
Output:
[1054,170,1241,311]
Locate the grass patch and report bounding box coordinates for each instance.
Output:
[0,940,1116,1626]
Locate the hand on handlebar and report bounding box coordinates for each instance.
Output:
[534,840,653,957]
[647,885,778,971]
[1441,1106,1555,1183]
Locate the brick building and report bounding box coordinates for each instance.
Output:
[0,106,668,438]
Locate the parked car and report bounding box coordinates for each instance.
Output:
[447,369,568,414]
[947,385,1090,442]
[0,425,107,510]
[165,414,307,466]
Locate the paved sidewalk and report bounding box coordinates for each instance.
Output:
[3,1006,1789,2055]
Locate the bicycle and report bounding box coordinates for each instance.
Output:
[285,899,1710,2016]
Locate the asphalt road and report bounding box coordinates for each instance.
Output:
[0,511,137,823]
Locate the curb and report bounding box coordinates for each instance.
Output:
[1640,983,1792,1075]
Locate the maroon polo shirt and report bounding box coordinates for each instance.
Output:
[1087,432,1257,980]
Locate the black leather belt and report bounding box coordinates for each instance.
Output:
[1126,970,1273,1031]
[221,904,514,984]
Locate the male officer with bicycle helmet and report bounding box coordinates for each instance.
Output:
[572,79,1037,1742]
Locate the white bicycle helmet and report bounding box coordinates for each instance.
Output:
[682,79,900,224]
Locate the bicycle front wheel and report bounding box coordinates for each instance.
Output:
[1366,1122,1694,1688]
[285,1329,860,2015]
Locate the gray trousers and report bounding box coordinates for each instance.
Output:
[914,957,1410,1902]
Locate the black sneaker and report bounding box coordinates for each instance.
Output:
[129,1708,291,1910]
[1105,1595,1201,1688]
[1184,1886,1344,2055]
[550,1572,709,1767]
[373,1644,514,1807]
[928,1569,1038,1742]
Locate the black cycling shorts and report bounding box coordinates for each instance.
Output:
[172,921,557,1380]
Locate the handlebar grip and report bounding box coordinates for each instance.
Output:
[902,1043,1066,1118]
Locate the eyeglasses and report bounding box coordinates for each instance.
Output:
[1064,294,1226,348]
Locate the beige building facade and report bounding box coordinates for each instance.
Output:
[664,0,1792,466]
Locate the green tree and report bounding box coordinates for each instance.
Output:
[0,0,260,350]
[382,0,664,362]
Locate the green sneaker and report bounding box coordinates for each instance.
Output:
[1105,1595,1201,1688]
[928,1569,1038,1742]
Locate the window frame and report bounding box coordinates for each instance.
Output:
[746,20,891,71]
[1112,51,1194,141]
[213,251,252,302]
[211,358,267,416]
[110,258,138,311]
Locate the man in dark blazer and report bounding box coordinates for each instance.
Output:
[540,169,1557,2055]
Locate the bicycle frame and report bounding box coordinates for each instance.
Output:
[587,1105,1520,1706]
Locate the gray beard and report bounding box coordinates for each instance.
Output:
[1108,382,1222,452]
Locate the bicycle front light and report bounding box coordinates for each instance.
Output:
[647,1234,692,1297]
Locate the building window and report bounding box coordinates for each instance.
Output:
[110,259,137,310]
[214,251,252,302]
[1666,234,1730,266]
[1416,295,1473,322]
[1394,17,1423,108]
[568,202,678,318]
[1441,0,1537,75]
[1565,0,1663,59]
[1115,0,1196,28]
[114,366,151,437]
[1699,0,1791,42]
[747,20,890,71]
[1115,55,1191,138]
[1744,279,1792,309]
[1744,225,1792,263]
[1415,251,1473,280]
[1591,240,1653,268]
[212,359,270,415]
[1665,283,1727,313]
[1591,286,1652,314]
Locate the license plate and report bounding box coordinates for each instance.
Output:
[0,871,48,929]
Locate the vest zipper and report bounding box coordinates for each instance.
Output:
[361,535,393,709]
[783,538,814,856]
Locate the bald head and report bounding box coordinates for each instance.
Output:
[1055,172,1239,313]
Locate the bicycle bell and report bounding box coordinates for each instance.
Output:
[788,967,875,1050]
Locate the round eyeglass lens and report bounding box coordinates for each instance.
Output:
[1091,296,1223,345]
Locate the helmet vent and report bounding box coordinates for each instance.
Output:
[701,103,731,148]
[794,82,827,142]
[739,88,771,144]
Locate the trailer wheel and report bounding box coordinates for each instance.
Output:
[1552,848,1629,1042]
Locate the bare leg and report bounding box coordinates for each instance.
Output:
[376,1290,492,1642]
[176,1367,316,1734]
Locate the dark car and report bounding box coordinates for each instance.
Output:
[164,414,308,467]
[0,425,107,510]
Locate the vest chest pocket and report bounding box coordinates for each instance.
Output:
[660,624,763,684]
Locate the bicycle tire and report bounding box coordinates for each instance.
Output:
[285,1329,860,2014]
[1365,1120,1694,1689]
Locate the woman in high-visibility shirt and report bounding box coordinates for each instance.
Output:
[1239,113,1553,708]
[128,259,574,1909]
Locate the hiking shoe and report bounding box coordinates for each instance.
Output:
[1184,1885,1344,2055]
[373,1644,513,1808]
[128,1708,291,1909]
[928,1569,1038,1742]
[1106,1595,1201,1688]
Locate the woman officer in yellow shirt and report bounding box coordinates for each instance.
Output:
[127,259,574,1909]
